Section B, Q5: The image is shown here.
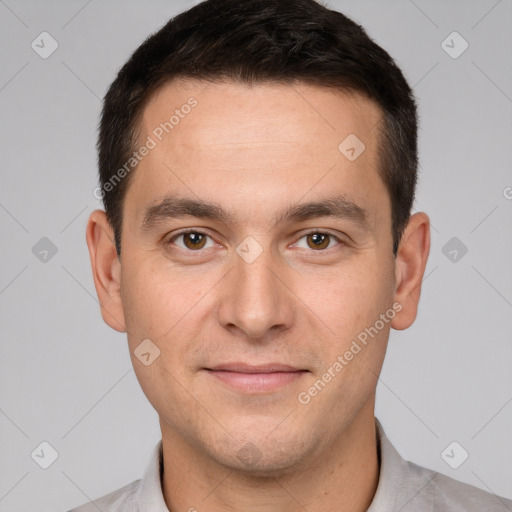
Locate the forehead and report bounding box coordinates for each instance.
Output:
[143,78,381,153]
[126,79,388,230]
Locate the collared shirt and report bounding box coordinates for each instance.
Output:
[68,417,512,511]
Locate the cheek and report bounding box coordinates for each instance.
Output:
[121,258,218,371]
[122,273,165,337]
[121,264,203,414]
[299,259,394,341]
[122,258,188,328]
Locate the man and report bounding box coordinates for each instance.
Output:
[73,0,511,510]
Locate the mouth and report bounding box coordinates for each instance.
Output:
[204,363,309,393]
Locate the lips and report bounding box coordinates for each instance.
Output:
[204,363,308,393]
[209,363,302,373]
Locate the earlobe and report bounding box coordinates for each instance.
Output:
[85,209,127,333]
[391,212,431,331]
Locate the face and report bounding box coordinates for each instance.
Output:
[93,79,417,475]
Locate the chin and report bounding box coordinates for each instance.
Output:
[210,435,319,478]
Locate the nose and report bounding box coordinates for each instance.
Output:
[216,242,295,341]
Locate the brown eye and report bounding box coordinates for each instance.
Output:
[182,232,207,250]
[169,231,212,250]
[306,232,331,250]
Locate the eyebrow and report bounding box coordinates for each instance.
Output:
[140,194,371,233]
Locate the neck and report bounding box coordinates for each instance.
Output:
[160,402,379,512]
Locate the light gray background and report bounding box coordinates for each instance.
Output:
[1,0,511,510]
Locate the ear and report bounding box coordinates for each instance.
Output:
[391,212,431,331]
[85,209,126,332]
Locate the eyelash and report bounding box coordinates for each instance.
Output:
[166,229,344,253]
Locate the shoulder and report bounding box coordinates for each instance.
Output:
[391,449,512,511]
[67,479,141,512]
[67,439,167,512]
[372,418,512,511]
[411,461,512,511]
